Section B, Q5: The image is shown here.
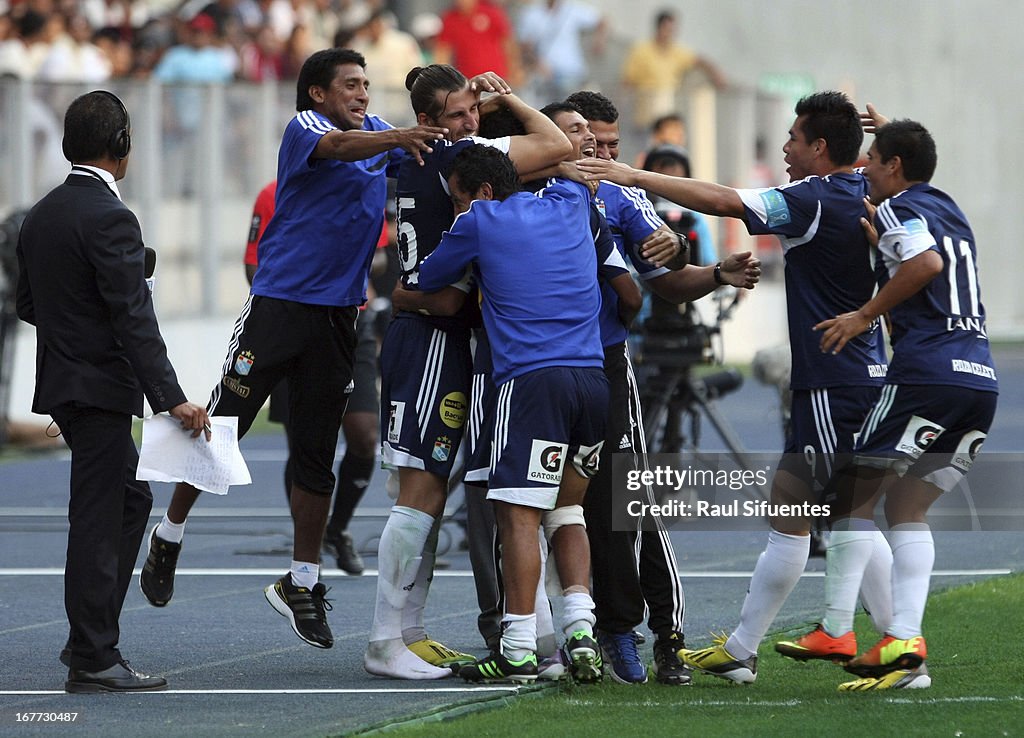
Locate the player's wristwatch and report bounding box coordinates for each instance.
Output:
[713,261,726,286]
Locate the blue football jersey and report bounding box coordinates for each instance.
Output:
[873,183,997,392]
[738,172,888,390]
[524,178,629,347]
[594,181,667,345]
[253,111,401,307]
[418,178,604,385]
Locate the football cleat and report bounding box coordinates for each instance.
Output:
[652,632,692,685]
[775,624,857,663]
[845,634,927,678]
[680,632,757,684]
[839,662,931,691]
[407,638,476,672]
[461,651,538,684]
[564,631,604,684]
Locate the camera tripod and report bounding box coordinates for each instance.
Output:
[634,291,767,502]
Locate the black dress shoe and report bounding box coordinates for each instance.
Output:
[65,660,168,693]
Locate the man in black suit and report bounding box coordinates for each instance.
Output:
[15,90,210,693]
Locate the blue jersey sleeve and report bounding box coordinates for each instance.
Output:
[738,180,822,239]
[591,205,628,280]
[419,206,481,292]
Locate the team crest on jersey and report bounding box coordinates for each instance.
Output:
[594,197,607,218]
[896,415,945,459]
[432,436,452,462]
[234,351,255,376]
[440,392,468,429]
[951,430,987,472]
[759,189,791,228]
[388,401,406,444]
[527,439,567,485]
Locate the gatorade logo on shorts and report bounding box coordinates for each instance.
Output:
[440,392,468,429]
[896,415,945,459]
[527,440,567,484]
[951,429,987,472]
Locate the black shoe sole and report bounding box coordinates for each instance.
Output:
[65,681,169,693]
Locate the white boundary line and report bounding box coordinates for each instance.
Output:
[0,687,519,696]
[0,568,1013,578]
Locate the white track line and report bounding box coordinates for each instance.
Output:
[0,568,1013,577]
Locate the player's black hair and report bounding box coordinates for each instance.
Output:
[874,119,937,182]
[793,90,862,167]
[643,144,691,176]
[62,90,129,163]
[448,144,519,201]
[406,64,468,120]
[565,90,618,124]
[479,106,525,138]
[539,101,583,123]
[296,48,365,112]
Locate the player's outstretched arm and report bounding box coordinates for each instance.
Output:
[576,158,744,218]
[647,251,760,304]
[316,125,448,166]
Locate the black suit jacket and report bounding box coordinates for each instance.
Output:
[16,173,186,416]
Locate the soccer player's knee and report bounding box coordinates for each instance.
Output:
[541,504,585,542]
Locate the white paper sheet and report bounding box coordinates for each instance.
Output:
[137,414,251,495]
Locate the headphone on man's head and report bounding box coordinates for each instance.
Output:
[96,90,131,160]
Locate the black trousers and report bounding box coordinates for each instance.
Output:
[584,342,686,638]
[51,403,152,672]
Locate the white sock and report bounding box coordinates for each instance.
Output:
[561,591,596,639]
[290,560,319,590]
[728,530,809,659]
[401,515,441,645]
[887,523,934,639]
[534,533,556,656]
[859,529,894,634]
[155,515,186,544]
[501,613,537,661]
[369,506,434,643]
[822,519,876,636]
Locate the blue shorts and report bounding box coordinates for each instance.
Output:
[465,329,496,487]
[853,384,997,492]
[781,386,880,491]
[487,366,609,510]
[379,314,472,477]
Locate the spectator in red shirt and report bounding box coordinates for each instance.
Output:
[435,0,522,85]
